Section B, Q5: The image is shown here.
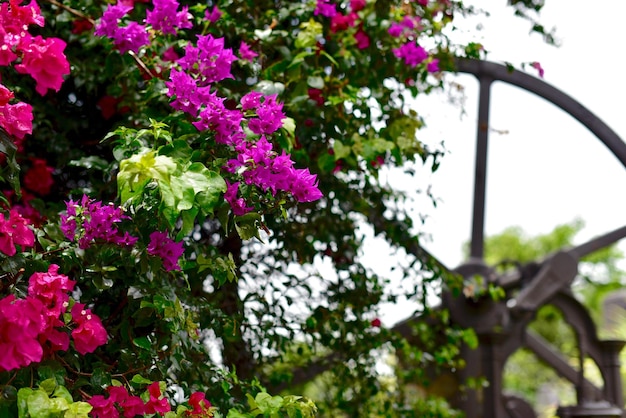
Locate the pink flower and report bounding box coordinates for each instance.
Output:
[204,6,222,23]
[146,0,192,35]
[307,88,325,106]
[0,295,45,371]
[178,34,236,84]
[0,209,35,256]
[94,4,132,39]
[350,0,366,12]
[314,0,337,18]
[388,23,404,37]
[240,91,264,111]
[108,386,146,418]
[247,94,285,135]
[14,36,70,96]
[147,231,184,271]
[24,158,54,195]
[112,21,150,54]
[224,181,253,216]
[162,46,179,62]
[28,264,75,316]
[531,61,544,78]
[61,195,137,249]
[0,85,14,106]
[427,58,440,73]
[71,303,108,354]
[145,382,171,416]
[354,29,370,49]
[393,42,428,67]
[371,318,381,328]
[238,41,258,62]
[330,12,358,33]
[186,392,212,417]
[88,395,119,418]
[0,101,33,141]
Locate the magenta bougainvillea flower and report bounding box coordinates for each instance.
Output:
[28,264,76,317]
[147,231,184,271]
[224,181,253,216]
[393,42,428,67]
[0,101,33,141]
[0,295,45,372]
[427,58,440,73]
[178,34,236,84]
[61,195,138,249]
[71,303,108,355]
[186,392,212,417]
[0,209,35,256]
[146,0,192,35]
[95,4,150,54]
[145,382,171,415]
[314,0,337,17]
[354,29,370,49]
[14,36,71,95]
[238,41,258,62]
[204,6,222,23]
[531,61,545,78]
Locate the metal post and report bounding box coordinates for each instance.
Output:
[470,75,493,260]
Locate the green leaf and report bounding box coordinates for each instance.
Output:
[306,76,324,89]
[68,156,110,171]
[39,378,57,396]
[117,149,176,204]
[130,374,153,385]
[17,388,33,418]
[90,368,111,389]
[333,141,352,160]
[37,363,66,387]
[64,402,92,418]
[26,389,53,418]
[254,392,283,414]
[133,336,152,351]
[235,214,261,241]
[52,386,73,404]
[0,128,21,195]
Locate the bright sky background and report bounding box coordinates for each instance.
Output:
[366,1,626,324]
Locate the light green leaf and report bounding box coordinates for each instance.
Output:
[39,378,57,396]
[26,389,52,418]
[17,388,33,418]
[64,402,92,418]
[333,141,352,160]
[306,76,324,89]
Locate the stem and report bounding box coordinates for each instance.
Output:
[44,0,96,25]
[128,51,158,80]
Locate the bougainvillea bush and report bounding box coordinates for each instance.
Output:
[0,0,549,416]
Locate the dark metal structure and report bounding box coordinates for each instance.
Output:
[446,59,626,418]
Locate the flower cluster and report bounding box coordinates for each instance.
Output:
[387,8,440,71]
[0,209,35,256]
[163,34,322,211]
[61,195,138,249]
[147,231,184,272]
[314,0,370,48]
[71,303,108,355]
[95,0,191,54]
[0,0,70,143]
[89,382,213,418]
[0,265,107,372]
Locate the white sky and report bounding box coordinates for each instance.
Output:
[364,1,626,324]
